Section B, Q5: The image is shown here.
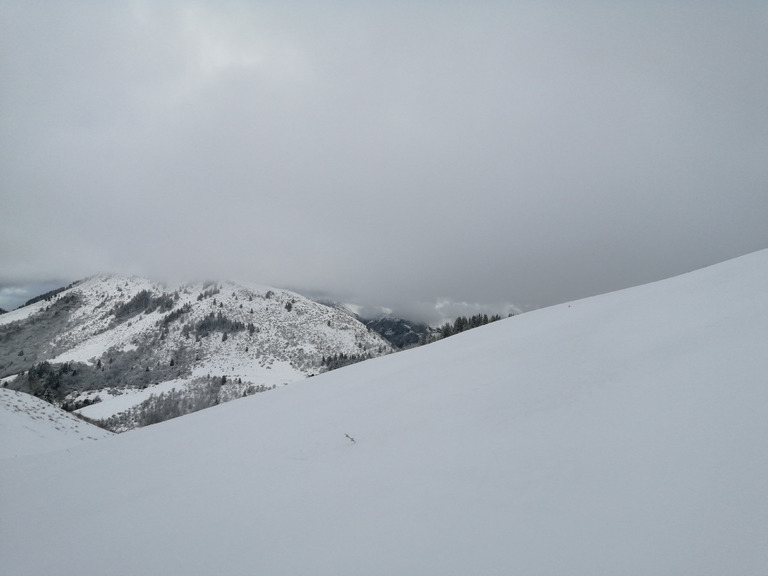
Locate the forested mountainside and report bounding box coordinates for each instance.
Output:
[1,275,393,430]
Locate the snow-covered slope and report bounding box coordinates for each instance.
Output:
[1,250,767,575]
[0,388,112,458]
[42,276,389,370]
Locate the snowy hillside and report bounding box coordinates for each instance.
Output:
[0,388,112,458]
[1,250,767,575]
[1,275,393,429]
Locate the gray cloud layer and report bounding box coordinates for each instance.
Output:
[2,2,767,321]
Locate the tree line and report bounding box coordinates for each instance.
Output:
[113,289,176,320]
[424,313,505,343]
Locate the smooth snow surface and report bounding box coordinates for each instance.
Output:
[2,250,768,575]
[0,388,112,458]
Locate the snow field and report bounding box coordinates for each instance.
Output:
[73,378,189,420]
[1,250,767,575]
[0,388,112,458]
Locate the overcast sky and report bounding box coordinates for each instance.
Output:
[1,2,767,321]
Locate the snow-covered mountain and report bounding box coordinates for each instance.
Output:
[0,275,394,429]
[1,249,767,575]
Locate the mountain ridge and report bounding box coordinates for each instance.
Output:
[1,274,394,430]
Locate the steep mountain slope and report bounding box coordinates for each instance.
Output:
[1,250,767,575]
[0,275,393,429]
